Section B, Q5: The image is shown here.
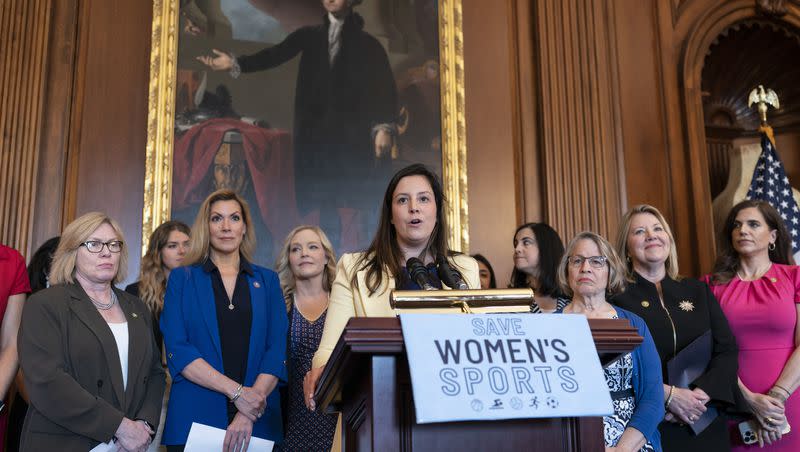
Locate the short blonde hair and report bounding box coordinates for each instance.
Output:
[274,225,337,310]
[50,212,128,285]
[615,204,680,281]
[558,231,626,298]
[186,189,256,265]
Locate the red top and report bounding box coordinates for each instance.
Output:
[0,244,30,321]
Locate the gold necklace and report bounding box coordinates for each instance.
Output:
[737,263,772,281]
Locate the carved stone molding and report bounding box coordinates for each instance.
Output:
[756,0,788,17]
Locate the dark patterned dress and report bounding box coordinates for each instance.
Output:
[530,297,570,313]
[604,317,656,451]
[282,304,337,451]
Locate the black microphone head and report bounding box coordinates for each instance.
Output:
[436,255,459,287]
[407,257,435,290]
[437,255,469,290]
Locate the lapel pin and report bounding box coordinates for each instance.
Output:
[641,300,650,308]
[770,277,778,283]
[679,300,695,312]
[253,281,261,288]
[132,312,138,318]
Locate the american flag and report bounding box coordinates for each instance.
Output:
[746,131,800,254]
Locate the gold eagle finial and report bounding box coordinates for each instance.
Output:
[748,85,780,125]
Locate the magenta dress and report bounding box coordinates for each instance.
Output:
[705,264,800,451]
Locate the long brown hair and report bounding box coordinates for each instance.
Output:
[138,221,191,315]
[186,189,256,265]
[508,222,565,296]
[710,199,794,284]
[354,164,451,296]
[274,225,337,310]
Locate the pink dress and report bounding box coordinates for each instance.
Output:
[705,264,800,451]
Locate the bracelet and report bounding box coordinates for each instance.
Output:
[665,385,675,410]
[768,386,789,403]
[230,384,243,402]
[772,384,791,396]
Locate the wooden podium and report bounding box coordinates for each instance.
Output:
[314,317,642,452]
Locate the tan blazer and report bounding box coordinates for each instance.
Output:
[18,283,166,451]
[312,253,480,368]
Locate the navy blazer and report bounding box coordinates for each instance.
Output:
[160,263,288,445]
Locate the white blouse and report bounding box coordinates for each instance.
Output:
[107,322,129,389]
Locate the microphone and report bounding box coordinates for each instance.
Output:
[407,257,436,290]
[437,255,469,290]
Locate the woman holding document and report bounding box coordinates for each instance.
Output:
[160,189,287,451]
[614,204,738,451]
[705,200,800,451]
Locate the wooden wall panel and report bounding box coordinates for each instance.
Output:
[0,0,52,255]
[614,0,672,218]
[65,0,153,284]
[29,0,81,254]
[532,0,624,240]
[463,0,519,286]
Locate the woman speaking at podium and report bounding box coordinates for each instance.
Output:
[303,163,479,410]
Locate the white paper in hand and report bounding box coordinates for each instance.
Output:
[89,440,117,452]
[184,422,274,452]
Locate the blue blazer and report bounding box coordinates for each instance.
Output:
[160,263,288,445]
[615,307,664,451]
[555,305,664,450]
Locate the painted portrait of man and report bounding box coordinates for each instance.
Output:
[173,0,443,265]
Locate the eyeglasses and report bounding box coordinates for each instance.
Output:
[81,240,123,253]
[567,255,608,268]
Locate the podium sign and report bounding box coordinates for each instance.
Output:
[400,314,613,424]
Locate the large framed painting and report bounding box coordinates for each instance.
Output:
[144,0,467,264]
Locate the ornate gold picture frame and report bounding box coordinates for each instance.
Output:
[143,0,467,257]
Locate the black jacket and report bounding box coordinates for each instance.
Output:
[613,272,738,451]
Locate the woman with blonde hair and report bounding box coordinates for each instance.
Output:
[160,189,287,451]
[18,212,165,451]
[614,204,738,451]
[274,225,338,450]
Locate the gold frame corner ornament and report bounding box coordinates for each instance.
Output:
[143,0,468,255]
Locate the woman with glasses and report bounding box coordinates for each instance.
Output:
[17,212,166,451]
[509,223,568,313]
[160,189,288,451]
[614,205,738,451]
[556,232,663,451]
